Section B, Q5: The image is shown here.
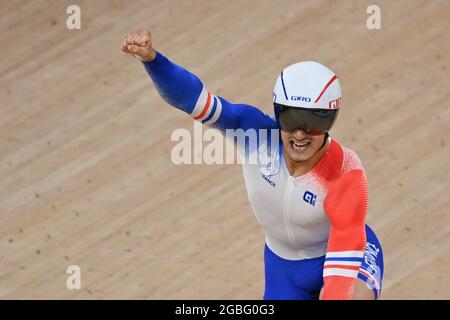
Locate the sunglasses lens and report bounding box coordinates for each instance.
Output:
[306,129,323,136]
[276,104,338,134]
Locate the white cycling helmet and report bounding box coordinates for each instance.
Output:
[273,61,342,133]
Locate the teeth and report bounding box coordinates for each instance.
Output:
[292,140,309,146]
[291,140,309,149]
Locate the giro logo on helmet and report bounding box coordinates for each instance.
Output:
[291,96,312,102]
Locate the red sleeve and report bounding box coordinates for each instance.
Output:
[321,169,368,300]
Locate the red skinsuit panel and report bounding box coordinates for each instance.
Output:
[312,140,368,299]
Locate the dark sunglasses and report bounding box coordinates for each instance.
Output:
[276,104,338,134]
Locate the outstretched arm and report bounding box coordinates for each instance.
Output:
[121,28,272,131]
[321,169,368,300]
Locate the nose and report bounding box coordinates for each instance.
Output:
[291,128,309,139]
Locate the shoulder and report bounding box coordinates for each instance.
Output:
[312,139,365,183]
[321,143,369,216]
[312,139,344,182]
[342,146,364,173]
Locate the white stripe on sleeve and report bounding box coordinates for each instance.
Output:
[324,260,362,267]
[325,251,364,259]
[203,96,222,126]
[323,268,359,278]
[191,87,209,119]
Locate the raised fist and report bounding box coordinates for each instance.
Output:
[121,28,156,62]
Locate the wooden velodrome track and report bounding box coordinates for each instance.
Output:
[0,0,449,299]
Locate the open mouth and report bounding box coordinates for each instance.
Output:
[289,138,311,152]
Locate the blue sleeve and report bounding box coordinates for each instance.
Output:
[143,52,276,131]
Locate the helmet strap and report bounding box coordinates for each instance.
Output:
[319,132,329,151]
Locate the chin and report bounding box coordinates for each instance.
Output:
[290,152,313,162]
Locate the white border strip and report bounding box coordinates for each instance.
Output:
[325,251,364,258]
[323,268,359,278]
[191,87,209,119]
[324,260,362,267]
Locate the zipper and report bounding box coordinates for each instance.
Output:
[283,177,296,246]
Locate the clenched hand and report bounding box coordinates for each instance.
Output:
[121,28,156,62]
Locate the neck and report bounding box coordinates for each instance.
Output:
[284,139,330,178]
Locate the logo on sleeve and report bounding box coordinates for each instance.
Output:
[303,191,317,206]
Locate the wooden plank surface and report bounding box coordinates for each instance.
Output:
[0,0,449,299]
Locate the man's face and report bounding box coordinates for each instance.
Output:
[281,128,325,162]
